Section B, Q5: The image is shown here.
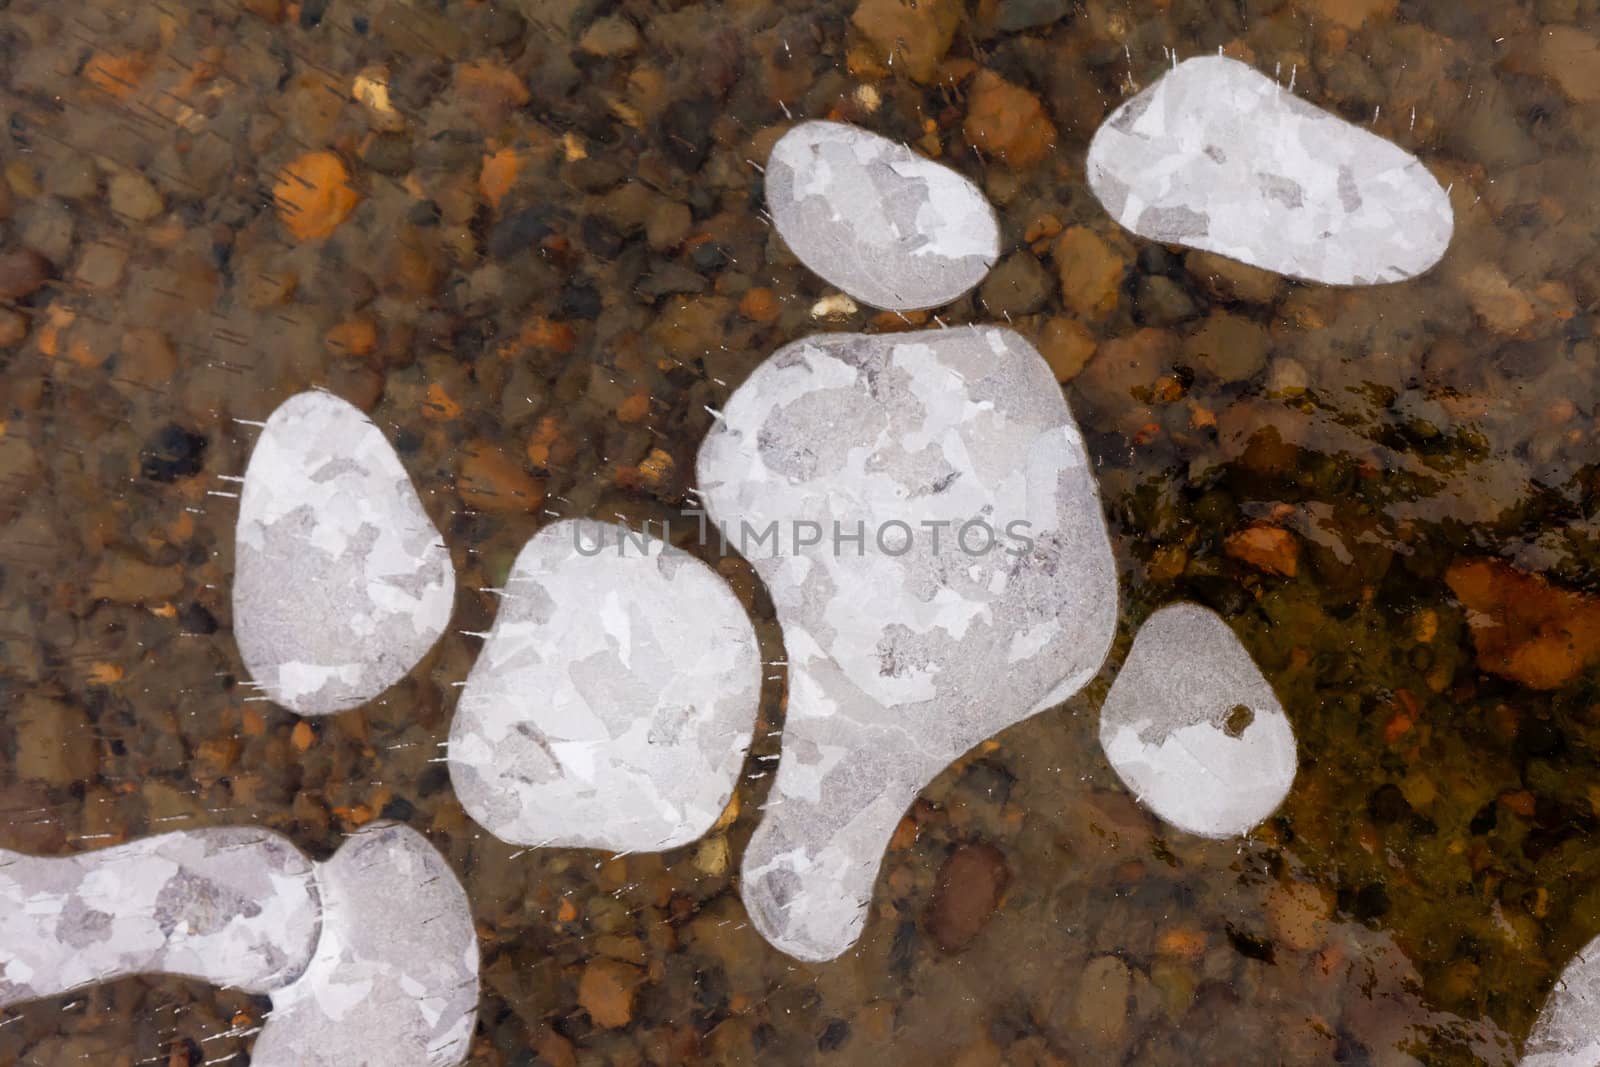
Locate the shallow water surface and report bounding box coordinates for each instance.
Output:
[1,0,1598,1063]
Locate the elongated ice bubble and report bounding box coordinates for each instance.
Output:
[233,391,456,715]
[1097,603,1296,838]
[448,520,761,853]
[1086,55,1454,285]
[0,827,320,1007]
[698,326,1118,961]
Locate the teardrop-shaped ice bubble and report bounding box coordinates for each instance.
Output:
[698,326,1117,961]
[1086,56,1453,286]
[233,391,455,716]
[766,121,1000,311]
[1523,934,1600,1066]
[1098,603,1296,838]
[0,828,320,1008]
[250,822,477,1067]
[448,520,761,853]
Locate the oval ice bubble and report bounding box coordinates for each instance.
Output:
[233,390,456,716]
[1086,55,1454,286]
[0,828,320,1009]
[765,121,1001,311]
[698,325,1117,961]
[249,821,478,1067]
[1097,602,1297,838]
[447,520,761,853]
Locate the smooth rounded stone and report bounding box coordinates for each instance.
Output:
[1097,603,1297,838]
[1086,56,1454,286]
[697,325,1117,961]
[250,822,478,1067]
[765,121,1000,311]
[1524,934,1600,1066]
[233,391,455,715]
[448,520,761,853]
[0,828,319,1008]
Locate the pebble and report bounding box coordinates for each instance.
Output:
[1087,56,1453,285]
[88,553,184,604]
[457,442,545,512]
[1182,312,1270,383]
[1266,879,1332,952]
[1073,955,1131,1050]
[1054,227,1125,320]
[765,121,998,311]
[1098,603,1297,838]
[1036,317,1095,382]
[0,248,50,300]
[978,251,1051,316]
[1445,557,1600,690]
[963,71,1057,170]
[273,151,360,242]
[646,199,691,252]
[580,15,642,58]
[107,171,164,222]
[922,843,1011,952]
[993,0,1073,31]
[14,694,98,785]
[850,0,961,82]
[579,958,644,1029]
[73,242,128,290]
[1225,525,1300,578]
[1134,274,1199,326]
[1185,250,1286,305]
[0,309,25,347]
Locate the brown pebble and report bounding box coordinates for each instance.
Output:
[1036,317,1094,382]
[0,309,26,347]
[1054,227,1125,321]
[74,242,129,291]
[579,957,643,1029]
[0,248,50,301]
[923,842,1011,952]
[117,328,177,385]
[1225,525,1300,578]
[963,71,1057,170]
[850,0,961,82]
[459,443,546,512]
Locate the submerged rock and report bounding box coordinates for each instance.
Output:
[698,325,1117,961]
[1445,558,1600,690]
[448,520,760,853]
[1098,603,1296,838]
[765,121,999,311]
[233,391,455,715]
[1086,56,1453,286]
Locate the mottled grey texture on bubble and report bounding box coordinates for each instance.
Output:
[252,821,478,1067]
[698,326,1117,961]
[448,520,760,853]
[1098,603,1296,838]
[1087,56,1454,286]
[234,390,455,716]
[1523,934,1600,1067]
[0,828,320,1008]
[765,121,1000,311]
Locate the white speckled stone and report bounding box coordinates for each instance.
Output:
[1098,603,1296,838]
[448,520,761,853]
[766,121,1000,311]
[251,822,478,1067]
[698,325,1117,961]
[233,391,455,716]
[1087,56,1454,286]
[0,828,320,1008]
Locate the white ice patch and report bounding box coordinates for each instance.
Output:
[447,520,761,853]
[765,121,1000,310]
[698,326,1117,961]
[1097,602,1296,838]
[1086,55,1454,286]
[1523,934,1600,1067]
[233,391,455,716]
[250,822,478,1067]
